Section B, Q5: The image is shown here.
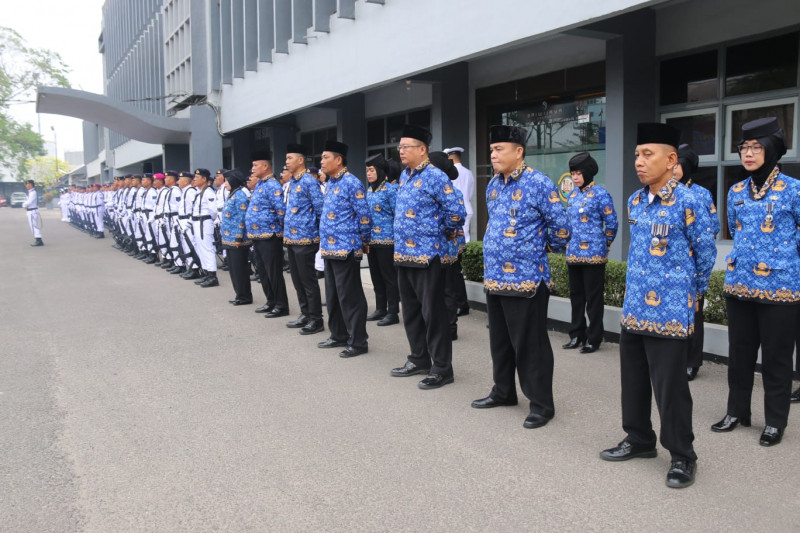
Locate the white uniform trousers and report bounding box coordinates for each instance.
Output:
[192,218,217,272]
[27,209,42,238]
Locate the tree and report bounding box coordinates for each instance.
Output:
[26,155,69,188]
[0,26,70,180]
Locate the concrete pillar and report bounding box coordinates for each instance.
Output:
[336,94,366,183]
[418,63,470,159]
[189,105,224,172]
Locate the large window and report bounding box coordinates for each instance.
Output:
[299,127,337,167]
[366,109,431,162]
[659,31,800,240]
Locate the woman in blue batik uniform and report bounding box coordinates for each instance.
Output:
[364,153,400,327]
[675,144,721,381]
[711,117,800,447]
[221,169,253,305]
[563,152,618,354]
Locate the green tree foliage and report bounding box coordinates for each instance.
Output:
[26,155,69,188]
[0,26,70,179]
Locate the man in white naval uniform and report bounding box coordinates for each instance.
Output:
[23,180,43,246]
[152,173,171,267]
[175,171,201,279]
[140,174,159,264]
[214,169,230,271]
[191,168,220,287]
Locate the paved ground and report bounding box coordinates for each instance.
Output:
[1,207,798,532]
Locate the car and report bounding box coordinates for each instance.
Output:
[0,196,7,207]
[10,192,27,208]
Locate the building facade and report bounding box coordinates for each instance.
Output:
[37,0,800,263]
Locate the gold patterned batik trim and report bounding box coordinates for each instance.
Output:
[723,283,800,303]
[369,238,394,246]
[283,237,320,245]
[248,231,283,239]
[321,249,364,260]
[394,253,432,265]
[484,278,551,295]
[222,238,253,247]
[566,254,608,265]
[620,313,692,338]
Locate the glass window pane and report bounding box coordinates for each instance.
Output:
[660,50,718,105]
[367,119,384,146]
[729,102,795,153]
[725,33,799,97]
[664,113,716,156]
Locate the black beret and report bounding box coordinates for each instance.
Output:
[429,151,459,181]
[323,140,349,157]
[489,125,528,146]
[251,150,272,162]
[401,124,433,146]
[178,171,193,178]
[215,169,228,175]
[124,174,133,179]
[308,166,320,175]
[568,152,599,178]
[677,144,699,176]
[164,170,179,178]
[143,173,153,180]
[636,123,681,149]
[132,174,142,180]
[365,153,387,171]
[194,168,211,178]
[286,143,308,156]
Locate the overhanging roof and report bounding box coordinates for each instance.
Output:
[36,87,191,144]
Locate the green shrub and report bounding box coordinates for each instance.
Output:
[464,241,728,325]
[462,240,484,282]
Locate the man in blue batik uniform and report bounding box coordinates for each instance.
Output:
[283,143,325,335]
[317,140,373,358]
[470,125,571,430]
[600,123,716,490]
[389,125,466,390]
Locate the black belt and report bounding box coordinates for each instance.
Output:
[143,209,153,214]
[26,207,38,211]
[193,215,212,239]
[154,214,164,219]
[179,215,190,220]
[134,208,141,213]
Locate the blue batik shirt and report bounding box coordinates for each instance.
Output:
[319,168,373,260]
[284,171,324,245]
[246,175,285,239]
[686,180,721,237]
[724,169,800,303]
[366,179,398,246]
[621,178,717,338]
[483,163,572,297]
[565,182,618,264]
[221,187,252,246]
[393,160,466,267]
[444,187,466,261]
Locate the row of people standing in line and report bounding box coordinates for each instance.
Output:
[61,119,798,491]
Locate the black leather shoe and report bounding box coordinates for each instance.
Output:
[194,274,209,285]
[666,460,696,489]
[182,269,200,280]
[580,343,599,354]
[220,263,230,271]
[160,261,174,269]
[450,328,458,341]
[790,387,800,403]
[599,441,658,462]
[562,337,586,349]
[199,275,219,288]
[376,313,399,326]
[687,367,699,381]
[143,255,157,264]
[366,310,386,321]
[759,426,784,447]
[711,414,751,432]
[228,299,239,304]
[471,396,518,409]
[286,315,309,328]
[265,308,289,318]
[299,320,324,335]
[254,304,273,313]
[231,298,253,306]
[318,338,347,349]
[390,361,431,377]
[456,306,470,317]
[418,373,454,390]
[523,412,552,429]
[340,346,368,358]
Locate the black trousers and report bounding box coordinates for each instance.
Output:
[444,260,463,332]
[287,243,322,321]
[453,257,468,311]
[567,264,605,346]
[487,287,554,417]
[725,297,797,428]
[366,245,399,314]
[324,254,368,349]
[619,330,696,462]
[225,246,252,301]
[687,298,705,369]
[253,238,289,312]
[397,258,451,376]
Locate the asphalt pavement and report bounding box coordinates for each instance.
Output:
[1,207,798,532]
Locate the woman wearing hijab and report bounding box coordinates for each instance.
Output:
[712,117,800,447]
[562,152,618,354]
[364,153,400,326]
[674,144,721,381]
[220,169,253,305]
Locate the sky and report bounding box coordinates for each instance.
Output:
[5,0,106,163]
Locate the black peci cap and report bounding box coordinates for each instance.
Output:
[323,140,348,157]
[489,125,528,146]
[401,124,433,146]
[636,123,681,149]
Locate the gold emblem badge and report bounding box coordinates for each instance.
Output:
[732,182,746,192]
[753,262,771,276]
[405,209,416,218]
[374,205,381,212]
[760,219,775,233]
[355,190,364,199]
[580,214,588,223]
[549,191,560,203]
[579,242,589,250]
[327,236,336,244]
[773,180,787,191]
[503,227,517,238]
[511,189,523,201]
[502,262,517,273]
[644,291,661,306]
[603,205,613,215]
[685,208,696,225]
[327,212,336,220]
[405,238,416,248]
[444,184,453,194]
[414,179,422,188]
[374,226,381,233]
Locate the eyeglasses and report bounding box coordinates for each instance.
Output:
[738,143,764,155]
[397,144,423,151]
